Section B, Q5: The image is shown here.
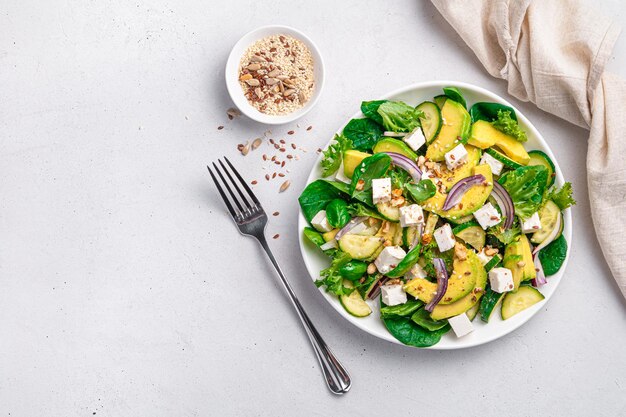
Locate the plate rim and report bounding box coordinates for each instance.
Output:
[297,80,572,350]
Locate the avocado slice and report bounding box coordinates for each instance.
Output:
[425,100,471,161]
[373,138,418,160]
[421,164,494,221]
[404,248,478,305]
[468,120,530,165]
[503,234,535,290]
[439,145,482,191]
[430,252,488,320]
[342,149,371,178]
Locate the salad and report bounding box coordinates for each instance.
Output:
[298,86,575,347]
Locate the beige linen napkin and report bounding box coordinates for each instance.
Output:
[430,0,626,298]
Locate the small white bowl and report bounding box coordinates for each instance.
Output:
[225,25,325,125]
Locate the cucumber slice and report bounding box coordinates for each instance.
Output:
[423,212,439,237]
[531,200,562,244]
[528,150,556,187]
[338,234,383,260]
[402,225,419,248]
[479,286,505,322]
[453,222,486,251]
[501,286,545,320]
[376,201,401,222]
[416,101,442,144]
[433,95,447,109]
[466,302,480,321]
[485,148,523,170]
[483,254,502,272]
[340,281,372,317]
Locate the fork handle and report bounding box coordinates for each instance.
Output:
[257,235,351,395]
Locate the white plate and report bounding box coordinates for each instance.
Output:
[225,25,325,125]
[297,81,572,350]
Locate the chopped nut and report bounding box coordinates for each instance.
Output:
[367,263,377,275]
[454,243,468,261]
[517,261,526,267]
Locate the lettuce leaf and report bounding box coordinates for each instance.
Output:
[546,182,576,210]
[498,165,548,219]
[320,134,352,177]
[315,251,354,296]
[492,110,527,142]
[377,101,423,132]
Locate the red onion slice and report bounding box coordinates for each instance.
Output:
[334,216,368,241]
[382,152,422,183]
[367,276,389,300]
[425,258,449,312]
[442,174,486,211]
[491,182,515,229]
[532,211,562,255]
[531,252,547,287]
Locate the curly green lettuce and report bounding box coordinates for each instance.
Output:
[546,182,576,210]
[377,101,423,132]
[492,110,527,142]
[315,251,354,296]
[320,134,352,177]
[498,165,548,219]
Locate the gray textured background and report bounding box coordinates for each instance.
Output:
[1,1,625,416]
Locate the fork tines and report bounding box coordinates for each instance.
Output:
[207,157,262,222]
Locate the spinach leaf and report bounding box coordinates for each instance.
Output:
[410,308,449,331]
[320,134,352,177]
[469,102,517,123]
[443,86,467,109]
[386,243,421,278]
[315,251,354,296]
[339,261,368,281]
[383,316,451,348]
[492,110,527,142]
[361,100,387,125]
[498,165,548,219]
[325,199,350,229]
[349,153,392,204]
[298,180,348,223]
[380,299,423,319]
[303,227,325,247]
[538,235,568,275]
[347,202,386,220]
[342,118,384,151]
[377,101,423,132]
[405,180,436,203]
[546,182,576,210]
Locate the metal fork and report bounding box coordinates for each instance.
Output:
[207,157,351,395]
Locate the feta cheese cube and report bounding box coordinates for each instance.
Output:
[374,246,406,274]
[311,210,333,232]
[434,223,456,252]
[319,240,337,251]
[444,144,469,171]
[381,284,408,306]
[372,178,392,204]
[448,313,474,337]
[473,202,501,230]
[521,212,542,233]
[489,267,515,293]
[399,204,425,227]
[335,162,351,184]
[405,263,427,280]
[476,248,494,266]
[480,152,504,176]
[403,127,426,151]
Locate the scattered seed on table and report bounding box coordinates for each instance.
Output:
[251,180,258,185]
[287,155,293,159]
[262,154,267,161]
[273,234,280,239]
[272,172,276,179]
[279,139,285,144]
[217,125,224,130]
[271,155,276,161]
[307,125,312,131]
[279,148,286,153]
[269,138,275,145]
[279,180,291,192]
[273,211,280,216]
[252,138,262,150]
[274,161,281,165]
[281,161,286,167]
[291,143,296,149]
[278,173,285,177]
[287,130,294,135]
[317,148,322,153]
[265,174,270,181]
[274,144,280,149]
